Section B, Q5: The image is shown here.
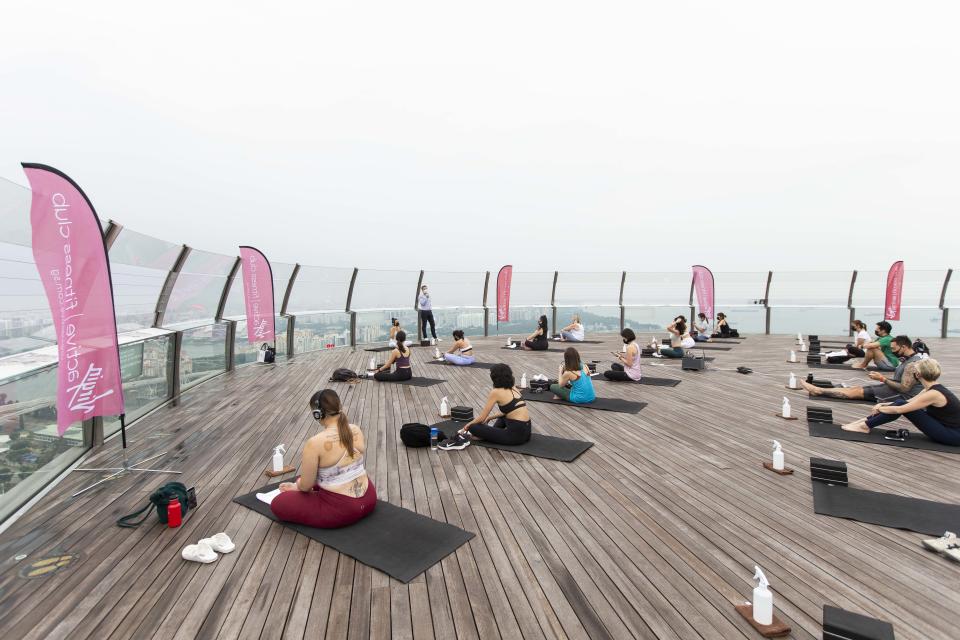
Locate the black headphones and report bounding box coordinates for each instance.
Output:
[312,408,323,420]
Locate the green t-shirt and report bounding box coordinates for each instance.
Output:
[877,335,898,365]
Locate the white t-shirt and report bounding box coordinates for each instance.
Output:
[855,329,870,346]
[568,323,585,341]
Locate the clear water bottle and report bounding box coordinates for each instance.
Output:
[430,427,438,450]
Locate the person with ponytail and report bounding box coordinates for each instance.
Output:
[374,331,413,382]
[271,389,376,528]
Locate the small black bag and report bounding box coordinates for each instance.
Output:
[400,423,436,447]
[117,482,191,528]
[329,368,360,382]
[259,343,276,363]
[529,379,550,393]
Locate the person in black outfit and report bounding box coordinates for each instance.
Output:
[417,285,437,341]
[440,364,532,449]
[522,315,549,351]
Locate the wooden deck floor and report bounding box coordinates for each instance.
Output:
[0,334,958,639]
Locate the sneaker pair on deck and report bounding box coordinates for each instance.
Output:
[922,531,960,562]
[438,432,471,451]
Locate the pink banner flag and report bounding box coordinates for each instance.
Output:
[691,265,715,321]
[23,163,125,435]
[496,265,513,323]
[239,246,275,343]
[884,260,904,321]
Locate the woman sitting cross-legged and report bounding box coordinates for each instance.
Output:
[388,317,411,348]
[442,329,475,365]
[522,315,550,350]
[558,314,585,342]
[604,328,642,381]
[271,389,376,528]
[549,347,596,404]
[841,359,960,446]
[658,319,687,358]
[374,331,412,382]
[439,364,532,450]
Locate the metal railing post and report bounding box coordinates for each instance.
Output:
[764,271,773,335]
[848,270,858,336]
[285,315,296,356]
[154,245,192,328]
[350,312,357,347]
[171,330,183,405]
[225,320,237,371]
[482,271,491,336]
[280,264,300,317]
[550,271,558,333]
[619,271,626,333]
[103,221,124,250]
[939,268,953,339]
[216,257,242,321]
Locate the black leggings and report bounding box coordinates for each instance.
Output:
[603,363,634,382]
[470,416,531,445]
[374,367,413,382]
[420,311,436,339]
[524,338,548,351]
[846,344,865,358]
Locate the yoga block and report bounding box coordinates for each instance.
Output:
[420,339,431,346]
[734,604,791,637]
[807,354,822,364]
[811,378,834,388]
[810,457,848,485]
[808,335,819,341]
[682,355,706,371]
[641,347,656,355]
[450,406,474,422]
[823,605,895,640]
[807,406,834,424]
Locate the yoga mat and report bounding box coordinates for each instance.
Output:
[802,393,874,405]
[591,376,681,387]
[425,360,498,370]
[640,354,715,362]
[811,481,960,535]
[433,420,593,462]
[688,346,732,351]
[358,377,446,387]
[807,421,960,454]
[234,484,475,583]
[519,390,647,414]
[549,339,605,344]
[363,346,395,353]
[807,362,860,370]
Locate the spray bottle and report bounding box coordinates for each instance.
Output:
[772,440,785,471]
[434,346,442,359]
[506,335,512,346]
[439,396,449,417]
[788,372,797,389]
[520,372,528,389]
[781,397,791,419]
[752,566,773,625]
[272,444,286,473]
[800,340,808,352]
[622,342,628,354]
[368,356,376,371]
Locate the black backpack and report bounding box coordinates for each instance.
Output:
[117,482,190,528]
[400,423,438,447]
[260,343,276,363]
[329,368,360,382]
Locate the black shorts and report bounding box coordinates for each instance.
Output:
[862,385,901,403]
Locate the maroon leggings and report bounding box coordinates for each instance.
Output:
[270,479,377,528]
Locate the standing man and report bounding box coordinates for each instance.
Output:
[418,284,438,342]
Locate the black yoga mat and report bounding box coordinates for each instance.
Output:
[519,390,647,414]
[591,375,681,387]
[363,346,395,352]
[689,345,732,351]
[802,393,874,405]
[425,360,498,370]
[234,485,474,583]
[433,420,593,462]
[640,354,715,362]
[358,376,446,387]
[807,361,860,370]
[548,339,605,344]
[811,481,960,535]
[807,421,960,454]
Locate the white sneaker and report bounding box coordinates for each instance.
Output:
[198,532,235,554]
[182,542,218,564]
[922,531,958,553]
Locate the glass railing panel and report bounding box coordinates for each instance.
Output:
[163,273,228,325]
[769,307,850,336]
[622,272,689,306]
[351,269,420,311]
[270,262,296,314]
[179,323,228,389]
[507,272,554,306]
[853,269,947,308]
[422,271,485,308]
[768,271,851,306]
[109,227,183,330]
[0,242,56,357]
[285,265,352,314]
[713,272,769,307]
[0,364,87,522]
[292,312,351,353]
[234,315,288,364]
[714,305,766,334]
[554,273,620,306]
[555,305,621,335]
[355,309,418,344]
[489,306,551,337]
[430,307,486,338]
[624,306,691,337]
[947,309,960,338]
[852,307,943,340]
[103,334,174,437]
[0,176,33,247]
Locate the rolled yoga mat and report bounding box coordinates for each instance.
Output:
[807,420,960,454]
[811,481,960,535]
[433,420,593,462]
[234,484,475,583]
[519,390,647,414]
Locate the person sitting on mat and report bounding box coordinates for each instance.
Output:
[712,313,731,338]
[800,335,923,403]
[442,330,475,365]
[845,320,871,358]
[388,317,411,348]
[558,314,585,342]
[692,313,713,342]
[374,331,413,382]
[840,359,960,446]
[658,319,687,358]
[549,347,596,403]
[271,389,376,528]
[851,321,899,371]
[440,363,532,450]
[522,315,549,350]
[604,328,643,382]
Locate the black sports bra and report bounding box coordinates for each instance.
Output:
[498,389,527,414]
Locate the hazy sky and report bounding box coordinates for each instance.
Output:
[1,1,958,273]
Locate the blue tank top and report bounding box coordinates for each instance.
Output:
[568,366,596,404]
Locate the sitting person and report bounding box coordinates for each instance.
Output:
[271,389,376,527]
[374,331,412,381]
[692,313,713,342]
[840,359,960,446]
[440,364,531,449]
[549,347,596,403]
[442,329,475,365]
[388,317,411,348]
[658,319,687,358]
[712,312,731,338]
[845,319,871,358]
[852,321,899,371]
[800,335,923,402]
[558,314,585,342]
[604,328,642,381]
[522,315,549,351]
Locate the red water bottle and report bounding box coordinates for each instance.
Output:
[167,498,182,528]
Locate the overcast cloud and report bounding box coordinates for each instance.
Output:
[1,1,957,273]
